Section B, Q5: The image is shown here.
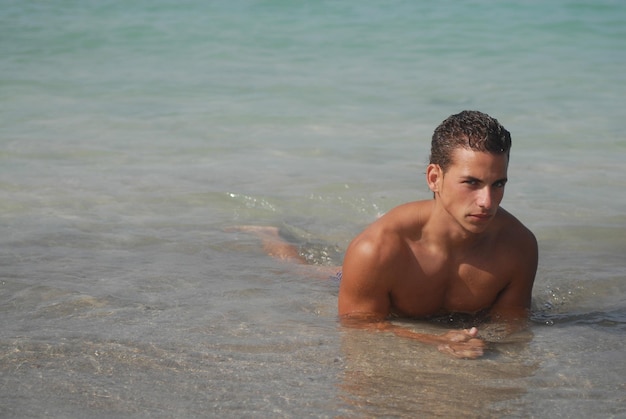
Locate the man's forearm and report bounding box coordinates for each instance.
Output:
[339,316,485,359]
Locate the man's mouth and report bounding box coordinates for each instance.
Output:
[469,213,492,221]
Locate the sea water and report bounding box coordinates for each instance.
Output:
[1,0,625,417]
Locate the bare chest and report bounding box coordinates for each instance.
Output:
[389,257,508,318]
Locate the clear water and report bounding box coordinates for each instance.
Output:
[1,0,625,417]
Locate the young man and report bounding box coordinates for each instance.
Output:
[338,110,537,358]
[238,110,538,359]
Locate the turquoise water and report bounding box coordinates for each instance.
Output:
[1,0,625,417]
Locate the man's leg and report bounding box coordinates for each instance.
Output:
[233,226,307,264]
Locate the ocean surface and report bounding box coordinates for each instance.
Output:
[1,0,625,417]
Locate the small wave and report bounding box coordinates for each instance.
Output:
[531,308,626,329]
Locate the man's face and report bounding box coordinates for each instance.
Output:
[437,148,509,233]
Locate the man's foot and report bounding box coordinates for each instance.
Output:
[227,225,305,263]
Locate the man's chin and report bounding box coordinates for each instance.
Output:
[464,219,492,234]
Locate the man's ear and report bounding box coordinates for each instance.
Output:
[426,163,442,193]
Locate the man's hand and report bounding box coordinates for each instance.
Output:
[436,327,486,359]
[342,317,487,359]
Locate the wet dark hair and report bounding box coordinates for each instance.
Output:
[430,110,511,172]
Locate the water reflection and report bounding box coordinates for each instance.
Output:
[337,323,539,418]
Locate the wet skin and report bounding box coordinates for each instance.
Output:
[338,149,538,359]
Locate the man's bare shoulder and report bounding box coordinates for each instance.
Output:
[375,200,433,232]
[353,200,432,244]
[495,208,536,242]
[493,207,538,263]
[345,200,433,268]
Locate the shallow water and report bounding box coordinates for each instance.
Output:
[1,0,625,417]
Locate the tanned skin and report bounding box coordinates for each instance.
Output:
[234,116,538,359]
[338,148,537,358]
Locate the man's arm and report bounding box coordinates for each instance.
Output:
[341,315,485,359]
[338,232,394,319]
[487,229,538,337]
[338,233,485,359]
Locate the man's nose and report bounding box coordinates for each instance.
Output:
[478,187,492,209]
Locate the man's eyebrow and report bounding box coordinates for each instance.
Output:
[460,176,508,184]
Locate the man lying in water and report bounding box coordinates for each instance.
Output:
[237,110,538,359]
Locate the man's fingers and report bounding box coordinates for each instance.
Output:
[463,327,479,336]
